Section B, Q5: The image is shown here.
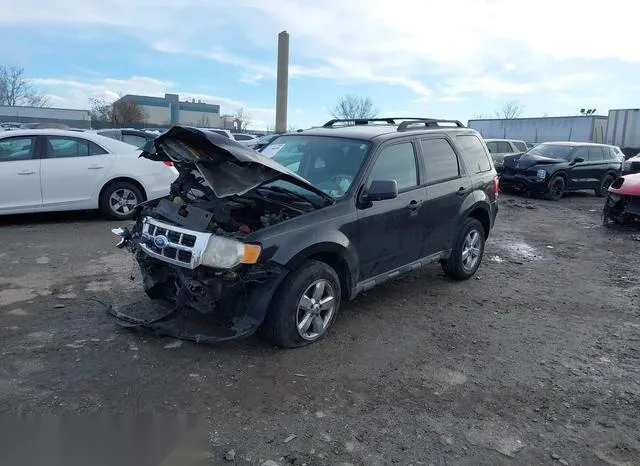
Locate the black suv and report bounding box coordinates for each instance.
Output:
[111,119,499,348]
[499,141,622,200]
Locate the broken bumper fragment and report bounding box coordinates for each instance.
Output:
[108,222,288,343]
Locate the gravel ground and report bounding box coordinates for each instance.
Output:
[0,192,639,466]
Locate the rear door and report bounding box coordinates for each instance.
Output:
[0,135,42,211]
[40,135,116,207]
[421,136,470,253]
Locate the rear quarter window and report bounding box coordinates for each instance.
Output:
[455,135,493,174]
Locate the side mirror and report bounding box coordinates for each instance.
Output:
[572,157,585,164]
[364,180,398,202]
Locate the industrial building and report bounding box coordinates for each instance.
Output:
[0,105,92,128]
[114,93,222,127]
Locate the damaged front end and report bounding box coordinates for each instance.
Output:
[107,126,329,342]
[603,173,640,226]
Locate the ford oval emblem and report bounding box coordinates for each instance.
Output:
[153,235,169,248]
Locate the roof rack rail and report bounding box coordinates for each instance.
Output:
[397,119,465,131]
[323,118,401,127]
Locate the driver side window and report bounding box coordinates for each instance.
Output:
[369,142,418,191]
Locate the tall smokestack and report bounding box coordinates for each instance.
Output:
[275,30,289,133]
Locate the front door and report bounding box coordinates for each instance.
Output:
[0,135,42,212]
[357,140,428,280]
[40,135,116,207]
[567,146,590,190]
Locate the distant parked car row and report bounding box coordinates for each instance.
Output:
[0,129,178,219]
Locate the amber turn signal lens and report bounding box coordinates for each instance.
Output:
[241,244,262,264]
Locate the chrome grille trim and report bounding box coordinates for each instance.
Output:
[139,217,211,269]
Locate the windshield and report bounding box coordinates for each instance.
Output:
[526,144,574,160]
[260,135,371,198]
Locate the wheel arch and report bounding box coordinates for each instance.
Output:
[467,206,491,239]
[280,242,358,300]
[99,177,148,202]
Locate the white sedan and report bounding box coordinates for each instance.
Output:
[0,129,177,219]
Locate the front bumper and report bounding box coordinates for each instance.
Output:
[603,192,640,224]
[499,173,548,194]
[108,218,287,343]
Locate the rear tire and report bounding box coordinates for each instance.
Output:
[595,174,615,197]
[99,181,144,220]
[441,218,485,281]
[265,260,341,348]
[545,175,565,201]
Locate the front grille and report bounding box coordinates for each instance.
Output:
[140,217,211,269]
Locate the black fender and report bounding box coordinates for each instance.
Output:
[268,230,359,300]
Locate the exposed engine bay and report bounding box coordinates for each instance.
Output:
[154,166,316,235]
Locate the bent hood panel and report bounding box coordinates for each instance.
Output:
[139,126,332,200]
[514,154,565,169]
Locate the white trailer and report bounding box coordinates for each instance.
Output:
[605,109,640,155]
[468,116,608,144]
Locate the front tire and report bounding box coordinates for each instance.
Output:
[595,174,615,197]
[99,181,144,220]
[265,260,341,348]
[545,175,565,201]
[441,218,485,280]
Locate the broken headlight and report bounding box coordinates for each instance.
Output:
[201,236,261,269]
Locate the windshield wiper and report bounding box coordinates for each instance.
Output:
[255,186,325,208]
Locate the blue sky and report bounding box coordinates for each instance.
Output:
[2,0,640,130]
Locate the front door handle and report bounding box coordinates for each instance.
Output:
[407,200,422,211]
[88,165,104,169]
[18,169,36,175]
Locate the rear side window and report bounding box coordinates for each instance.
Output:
[513,141,527,152]
[420,138,460,184]
[369,142,418,190]
[588,146,604,161]
[122,134,149,148]
[455,135,492,174]
[45,137,108,158]
[0,136,35,162]
[496,141,511,153]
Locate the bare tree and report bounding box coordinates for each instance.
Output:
[471,112,490,120]
[233,107,252,131]
[331,95,378,120]
[287,125,299,132]
[0,65,49,107]
[495,101,524,119]
[88,97,113,123]
[112,99,146,125]
[88,95,146,127]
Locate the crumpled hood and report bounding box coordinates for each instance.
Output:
[510,153,566,170]
[140,126,333,201]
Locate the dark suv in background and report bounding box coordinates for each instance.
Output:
[111,118,499,348]
[499,141,622,200]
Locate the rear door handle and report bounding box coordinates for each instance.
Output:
[456,186,470,196]
[88,165,104,169]
[407,200,422,211]
[18,169,36,175]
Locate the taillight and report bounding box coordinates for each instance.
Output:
[493,176,499,196]
[162,161,173,167]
